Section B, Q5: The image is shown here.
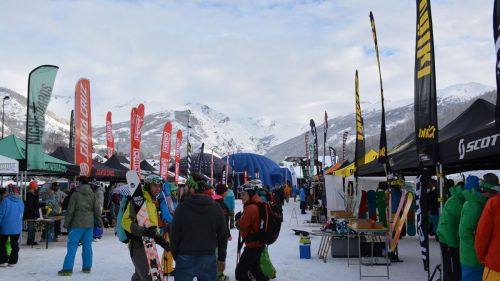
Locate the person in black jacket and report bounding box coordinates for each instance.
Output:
[171,173,228,281]
[24,181,39,246]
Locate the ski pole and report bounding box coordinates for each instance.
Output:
[236,232,242,265]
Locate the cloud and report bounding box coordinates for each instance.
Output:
[0,0,495,136]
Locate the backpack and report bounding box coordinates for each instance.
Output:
[247,200,283,245]
[116,196,133,244]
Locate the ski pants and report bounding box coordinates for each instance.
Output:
[460,264,483,281]
[229,211,235,229]
[440,243,461,281]
[483,266,500,281]
[161,232,174,274]
[62,227,93,271]
[0,234,19,265]
[175,254,216,281]
[236,247,268,281]
[130,239,153,281]
[27,221,36,243]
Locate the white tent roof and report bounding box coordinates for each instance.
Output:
[0,154,18,175]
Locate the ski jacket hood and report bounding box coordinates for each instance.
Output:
[64,183,103,229]
[0,195,24,235]
[475,195,500,272]
[183,194,215,214]
[459,189,487,267]
[437,185,465,248]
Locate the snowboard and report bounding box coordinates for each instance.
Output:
[126,171,166,281]
[390,190,407,235]
[390,192,414,252]
[376,191,387,227]
[406,193,417,236]
[367,190,377,221]
[358,191,368,219]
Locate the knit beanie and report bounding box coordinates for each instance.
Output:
[464,175,479,191]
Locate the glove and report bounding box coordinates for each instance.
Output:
[154,234,170,250]
[235,211,243,221]
[142,227,157,238]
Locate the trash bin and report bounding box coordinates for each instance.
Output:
[299,234,311,259]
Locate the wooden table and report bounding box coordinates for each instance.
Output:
[25,216,64,249]
[347,222,389,280]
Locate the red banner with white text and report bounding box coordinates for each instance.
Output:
[130,104,145,173]
[106,111,114,158]
[75,79,92,176]
[174,129,183,185]
[160,121,172,180]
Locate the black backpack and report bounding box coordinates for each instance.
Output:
[247,200,283,245]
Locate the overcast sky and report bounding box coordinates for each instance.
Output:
[0,0,495,128]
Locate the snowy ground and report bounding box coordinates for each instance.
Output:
[2,200,440,281]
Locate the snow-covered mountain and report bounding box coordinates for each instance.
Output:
[0,82,495,162]
[92,102,294,158]
[265,82,496,162]
[0,87,70,152]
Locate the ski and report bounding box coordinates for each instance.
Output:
[390,192,414,252]
[126,170,166,281]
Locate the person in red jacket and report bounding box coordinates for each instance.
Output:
[235,180,268,281]
[475,174,500,281]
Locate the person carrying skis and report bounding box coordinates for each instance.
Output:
[171,173,228,281]
[122,175,169,281]
[235,180,269,281]
[157,181,178,276]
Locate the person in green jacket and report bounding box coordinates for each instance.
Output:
[459,176,488,281]
[58,177,103,276]
[436,183,465,281]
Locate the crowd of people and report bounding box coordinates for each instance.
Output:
[436,173,500,281]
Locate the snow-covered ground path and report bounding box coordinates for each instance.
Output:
[1,199,440,280]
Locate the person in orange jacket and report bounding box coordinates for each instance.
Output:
[474,174,500,281]
[235,180,268,281]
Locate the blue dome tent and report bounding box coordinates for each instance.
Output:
[270,167,293,186]
[222,153,280,187]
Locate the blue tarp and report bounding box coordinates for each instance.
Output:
[270,167,293,186]
[222,153,280,187]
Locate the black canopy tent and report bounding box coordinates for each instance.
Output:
[140,160,157,173]
[50,147,126,180]
[439,99,500,172]
[169,153,232,180]
[104,154,129,172]
[357,99,500,176]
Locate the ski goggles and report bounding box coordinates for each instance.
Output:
[145,175,164,185]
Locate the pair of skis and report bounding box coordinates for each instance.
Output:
[127,171,167,281]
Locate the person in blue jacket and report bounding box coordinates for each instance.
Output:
[0,185,25,267]
[299,186,307,214]
[158,181,178,276]
[222,185,235,229]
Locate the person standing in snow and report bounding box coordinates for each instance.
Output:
[58,177,103,276]
[235,180,269,281]
[0,185,24,267]
[474,174,500,281]
[171,174,228,281]
[24,181,40,246]
[122,175,169,281]
[158,181,178,276]
[458,175,489,281]
[223,184,236,229]
[436,181,466,281]
[299,186,307,214]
